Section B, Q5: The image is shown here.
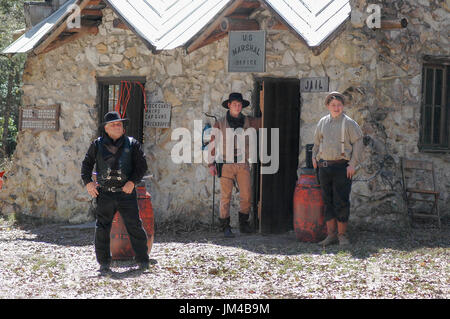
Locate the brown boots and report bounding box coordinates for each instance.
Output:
[318,219,350,247]
[337,220,350,246]
[318,219,338,246]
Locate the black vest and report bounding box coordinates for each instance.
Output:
[96,136,133,188]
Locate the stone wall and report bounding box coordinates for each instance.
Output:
[0,0,448,227]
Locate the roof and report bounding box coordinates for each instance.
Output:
[1,0,351,55]
[263,0,351,47]
[2,0,79,54]
[106,0,233,51]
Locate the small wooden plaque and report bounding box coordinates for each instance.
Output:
[19,104,60,131]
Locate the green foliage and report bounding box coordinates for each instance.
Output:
[0,116,17,152]
[0,0,27,157]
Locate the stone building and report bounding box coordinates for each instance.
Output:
[1,0,448,231]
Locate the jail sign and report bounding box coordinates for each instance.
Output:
[300,77,329,93]
[19,105,60,131]
[228,31,266,73]
[144,102,172,128]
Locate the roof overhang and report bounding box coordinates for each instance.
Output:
[104,0,234,53]
[262,0,351,53]
[1,0,96,55]
[2,0,351,56]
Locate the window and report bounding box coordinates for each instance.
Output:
[97,77,147,143]
[419,56,450,152]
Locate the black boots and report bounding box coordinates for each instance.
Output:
[219,217,235,238]
[239,212,253,234]
[219,213,253,238]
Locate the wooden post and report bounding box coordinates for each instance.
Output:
[379,18,408,29]
[219,17,259,32]
[258,81,264,226]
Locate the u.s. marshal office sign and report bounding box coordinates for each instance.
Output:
[228,31,266,73]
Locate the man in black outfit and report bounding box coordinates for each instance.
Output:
[81,111,149,273]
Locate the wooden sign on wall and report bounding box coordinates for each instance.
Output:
[19,104,60,131]
[300,77,329,93]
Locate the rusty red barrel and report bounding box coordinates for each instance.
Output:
[293,168,327,242]
[110,185,155,260]
[0,171,4,189]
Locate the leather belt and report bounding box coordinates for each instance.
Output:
[100,186,123,193]
[318,159,348,168]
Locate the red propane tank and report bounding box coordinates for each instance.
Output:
[110,185,155,260]
[293,168,327,242]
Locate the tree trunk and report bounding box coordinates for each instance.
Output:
[1,67,14,158]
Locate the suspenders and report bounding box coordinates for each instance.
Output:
[340,115,346,156]
[319,114,347,158]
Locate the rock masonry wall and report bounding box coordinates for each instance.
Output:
[0,0,448,227]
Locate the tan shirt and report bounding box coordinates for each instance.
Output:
[208,116,261,165]
[312,113,363,168]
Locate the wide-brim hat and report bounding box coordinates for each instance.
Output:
[325,91,346,105]
[222,92,250,109]
[102,111,129,126]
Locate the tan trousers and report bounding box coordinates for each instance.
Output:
[219,163,252,218]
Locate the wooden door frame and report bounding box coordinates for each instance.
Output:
[251,76,301,233]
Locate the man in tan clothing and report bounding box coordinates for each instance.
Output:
[208,93,261,238]
[312,91,363,246]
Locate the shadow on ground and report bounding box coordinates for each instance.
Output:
[9,213,450,261]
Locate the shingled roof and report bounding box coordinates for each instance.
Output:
[2,0,351,55]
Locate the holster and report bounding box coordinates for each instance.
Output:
[215,162,223,178]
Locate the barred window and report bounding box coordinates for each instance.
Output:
[419,56,450,152]
[97,77,146,143]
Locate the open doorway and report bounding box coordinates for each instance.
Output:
[97,76,147,143]
[251,77,301,234]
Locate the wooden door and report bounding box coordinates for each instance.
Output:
[254,78,300,233]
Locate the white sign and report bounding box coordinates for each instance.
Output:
[144,103,172,128]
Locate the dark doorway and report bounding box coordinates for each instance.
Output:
[252,77,301,234]
[97,77,146,143]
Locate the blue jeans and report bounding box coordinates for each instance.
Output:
[94,189,149,265]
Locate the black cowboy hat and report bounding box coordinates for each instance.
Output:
[221,92,250,109]
[102,111,128,126]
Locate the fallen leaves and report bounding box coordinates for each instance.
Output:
[0,218,448,299]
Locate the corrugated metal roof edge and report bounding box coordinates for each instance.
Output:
[260,0,350,55]
[2,0,351,56]
[103,0,158,54]
[1,0,81,55]
[311,16,350,55]
[183,0,240,54]
[104,0,235,54]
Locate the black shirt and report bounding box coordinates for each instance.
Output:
[81,134,148,186]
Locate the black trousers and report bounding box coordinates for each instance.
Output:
[318,164,352,222]
[94,189,149,265]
